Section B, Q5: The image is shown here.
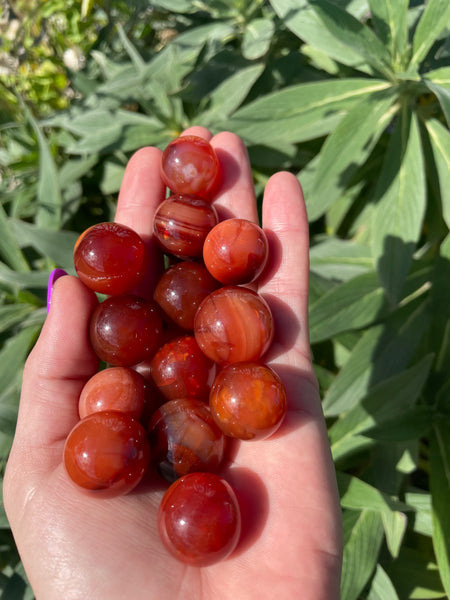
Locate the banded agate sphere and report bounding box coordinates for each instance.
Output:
[194,286,274,365]
[153,195,218,259]
[203,218,269,285]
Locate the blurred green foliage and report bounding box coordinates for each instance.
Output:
[1,1,450,598]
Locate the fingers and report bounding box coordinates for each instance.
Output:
[13,276,99,460]
[211,132,258,223]
[116,146,167,295]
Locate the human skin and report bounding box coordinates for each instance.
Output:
[3,127,342,600]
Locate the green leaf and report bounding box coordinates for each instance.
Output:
[341,509,385,600]
[387,546,446,599]
[330,354,434,460]
[368,0,409,69]
[337,472,412,514]
[424,80,450,128]
[228,78,391,146]
[372,109,426,305]
[270,0,393,76]
[323,300,430,416]
[426,66,450,91]
[309,237,373,281]
[0,326,39,399]
[430,421,450,598]
[242,17,274,60]
[309,271,388,344]
[367,564,400,600]
[306,89,398,221]
[0,304,36,335]
[410,0,450,66]
[0,204,30,272]
[11,220,78,269]
[200,64,265,128]
[24,105,62,230]
[381,509,408,558]
[424,118,450,228]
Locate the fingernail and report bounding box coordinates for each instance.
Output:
[47,268,68,314]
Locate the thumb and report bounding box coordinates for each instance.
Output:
[13,274,99,465]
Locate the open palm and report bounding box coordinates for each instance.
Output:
[4,128,342,600]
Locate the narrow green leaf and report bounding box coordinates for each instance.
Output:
[405,489,433,537]
[0,263,49,293]
[307,89,397,221]
[309,237,373,281]
[372,109,426,304]
[0,204,30,272]
[0,304,36,335]
[341,509,384,600]
[424,118,450,228]
[323,300,430,416]
[201,64,265,127]
[0,326,39,394]
[367,564,400,600]
[337,472,412,514]
[270,0,392,76]
[430,421,450,598]
[368,0,408,68]
[228,78,391,146]
[330,354,433,459]
[410,0,450,66]
[424,80,450,128]
[11,220,78,269]
[242,17,274,60]
[24,105,62,230]
[426,66,450,90]
[309,271,388,344]
[116,23,145,70]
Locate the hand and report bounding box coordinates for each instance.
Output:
[4,128,342,600]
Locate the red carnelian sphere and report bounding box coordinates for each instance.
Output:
[203,218,269,285]
[78,367,146,420]
[153,194,218,259]
[194,286,274,364]
[153,261,220,330]
[63,411,150,497]
[148,398,226,481]
[150,335,215,402]
[73,222,148,295]
[89,295,163,367]
[209,362,287,440]
[158,472,241,566]
[160,135,221,200]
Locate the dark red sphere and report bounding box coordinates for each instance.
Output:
[73,222,148,295]
[150,335,215,402]
[158,472,241,566]
[63,411,150,497]
[153,261,220,330]
[89,295,163,367]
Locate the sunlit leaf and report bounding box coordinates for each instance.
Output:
[410,0,450,66]
[306,89,397,221]
[242,18,275,60]
[372,109,426,304]
[341,509,384,600]
[367,564,400,600]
